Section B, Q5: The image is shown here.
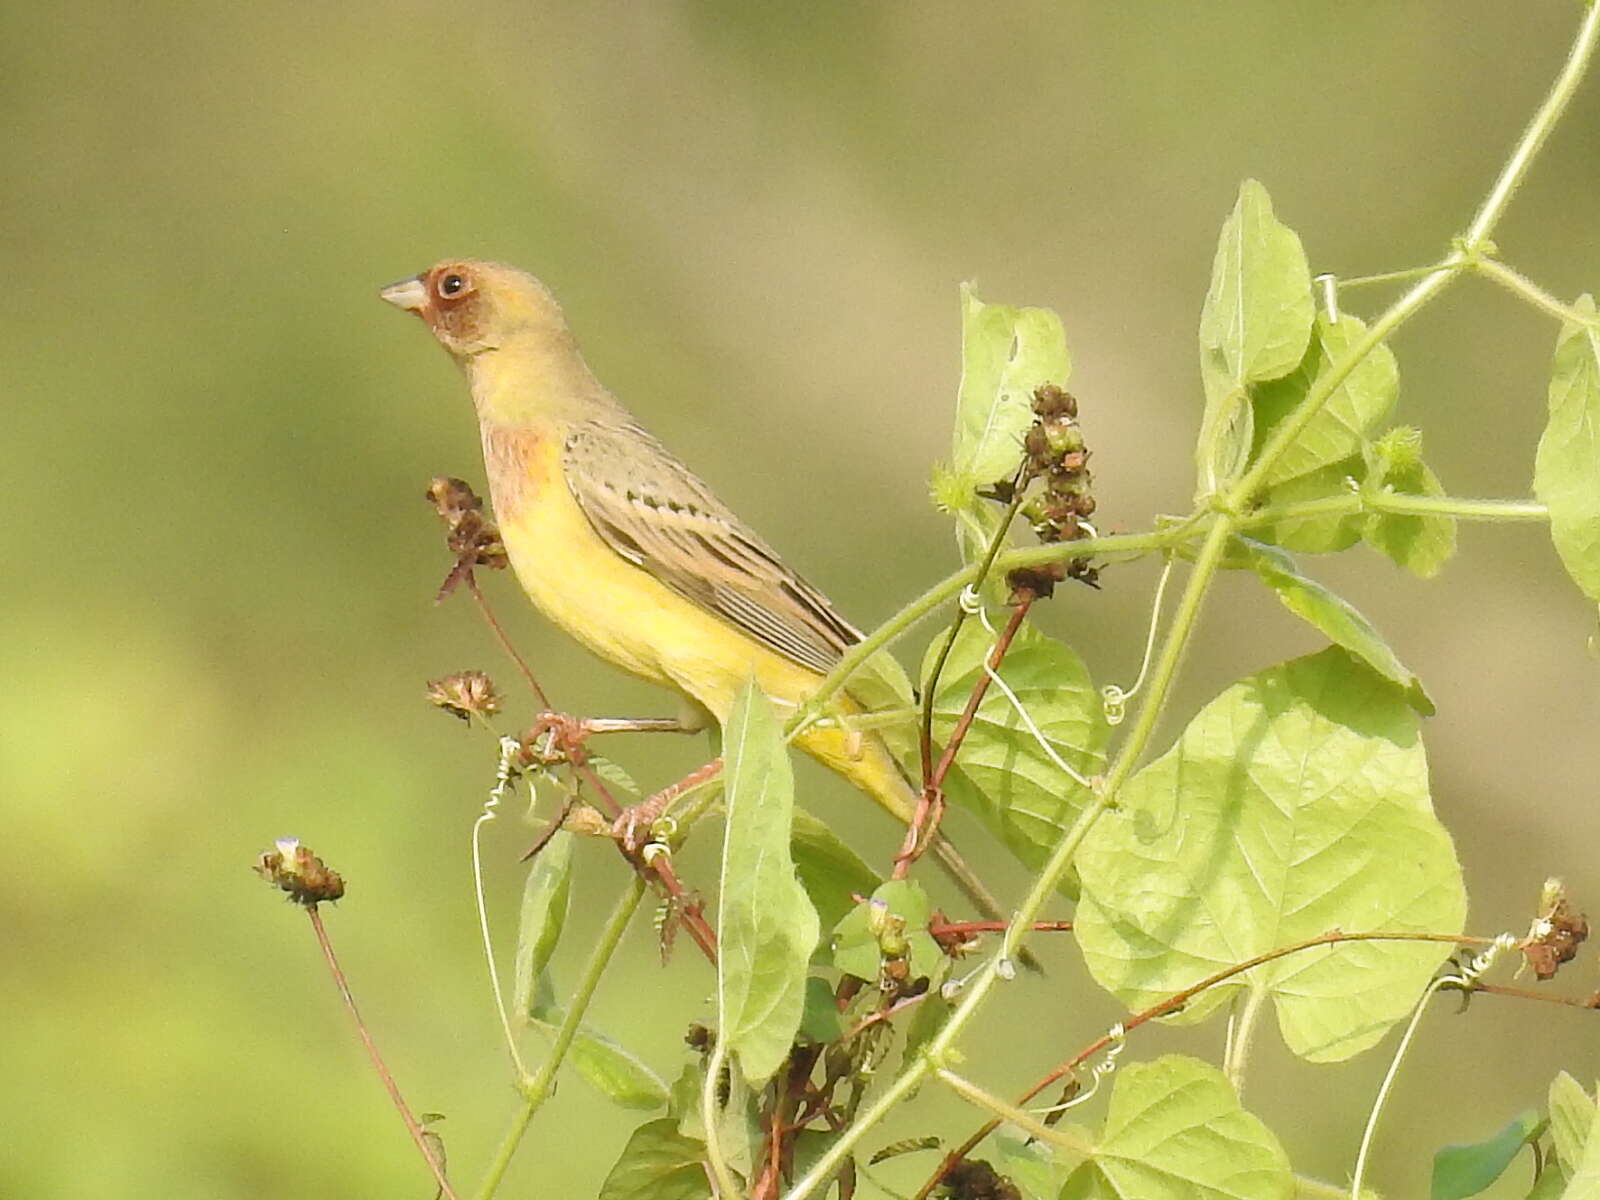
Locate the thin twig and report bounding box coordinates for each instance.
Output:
[1453,981,1600,1009]
[896,592,1036,878]
[917,483,1030,785]
[473,879,646,1200]
[466,574,552,711]
[927,919,1073,937]
[909,929,1503,1200]
[307,907,458,1200]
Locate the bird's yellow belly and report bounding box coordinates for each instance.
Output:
[483,424,824,723]
[480,422,916,823]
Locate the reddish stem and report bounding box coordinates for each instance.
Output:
[930,919,1073,938]
[466,573,552,711]
[911,928,1507,1200]
[307,906,458,1200]
[894,594,1035,878]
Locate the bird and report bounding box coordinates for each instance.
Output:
[380,258,1007,923]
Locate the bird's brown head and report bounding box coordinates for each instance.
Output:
[379,259,569,359]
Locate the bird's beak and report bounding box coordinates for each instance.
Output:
[379,275,429,313]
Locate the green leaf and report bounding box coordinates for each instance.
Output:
[1527,1163,1570,1199]
[1563,1085,1600,1199]
[717,683,819,1084]
[1534,295,1600,601]
[829,880,941,983]
[1075,647,1466,1063]
[900,966,951,1070]
[995,1132,1079,1200]
[1364,427,1457,578]
[588,753,641,796]
[511,830,573,1029]
[1239,537,1434,714]
[1249,455,1367,554]
[919,620,1108,875]
[528,1006,670,1111]
[1059,1055,1292,1199]
[598,1119,713,1200]
[790,1130,848,1195]
[1550,1073,1596,1176]
[1250,313,1398,488]
[791,808,883,934]
[1196,179,1314,493]
[940,285,1071,563]
[1431,1111,1541,1199]
[798,976,843,1044]
[669,1062,759,1178]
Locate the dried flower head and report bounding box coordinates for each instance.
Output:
[1521,877,1589,981]
[937,1159,1022,1200]
[426,476,508,601]
[255,838,345,906]
[988,385,1099,592]
[425,670,502,722]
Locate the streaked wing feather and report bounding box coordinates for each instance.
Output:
[563,420,861,674]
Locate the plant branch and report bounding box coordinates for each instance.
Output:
[467,574,553,712]
[473,877,646,1200]
[1460,0,1600,250]
[1240,491,1549,527]
[1235,0,1600,505]
[307,906,458,1200]
[912,927,1504,1200]
[933,1068,1090,1156]
[1222,983,1268,1095]
[1474,255,1600,328]
[786,523,1234,1200]
[897,592,1036,878]
[786,527,1183,741]
[917,484,1030,785]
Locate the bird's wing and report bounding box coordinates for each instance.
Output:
[562,419,862,675]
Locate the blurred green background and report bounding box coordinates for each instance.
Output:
[5,2,1598,1196]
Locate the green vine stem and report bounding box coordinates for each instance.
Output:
[1242,492,1548,527]
[473,878,646,1200]
[1232,0,1600,506]
[784,8,1600,1192]
[1474,254,1600,328]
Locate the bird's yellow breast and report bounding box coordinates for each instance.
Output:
[480,422,832,727]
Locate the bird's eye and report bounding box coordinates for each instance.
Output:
[438,272,469,298]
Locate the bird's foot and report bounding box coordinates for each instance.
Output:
[611,757,726,854]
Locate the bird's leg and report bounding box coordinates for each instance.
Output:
[613,756,726,853]
[527,695,711,749]
[571,716,702,736]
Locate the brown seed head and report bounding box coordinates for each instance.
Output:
[255,839,346,906]
[1521,878,1589,981]
[426,670,502,722]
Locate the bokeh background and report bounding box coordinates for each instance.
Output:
[5,2,1598,1196]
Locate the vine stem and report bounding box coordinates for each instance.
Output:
[916,481,1029,784]
[789,13,1600,1194]
[784,518,1235,1200]
[1461,0,1600,251]
[1348,977,1443,1199]
[785,527,1187,740]
[306,906,459,1200]
[911,929,1503,1200]
[1222,984,1267,1094]
[896,593,1035,877]
[1474,255,1600,329]
[1233,0,1600,505]
[702,1042,741,1198]
[934,1068,1090,1156]
[1240,491,1548,527]
[472,878,646,1200]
